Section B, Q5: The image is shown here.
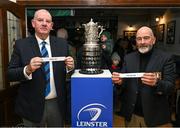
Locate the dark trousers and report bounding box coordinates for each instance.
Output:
[23,98,63,127]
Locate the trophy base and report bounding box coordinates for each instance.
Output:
[79,69,103,74]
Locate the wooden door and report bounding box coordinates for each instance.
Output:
[0,1,25,126]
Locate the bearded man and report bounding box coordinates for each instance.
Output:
[112,26,176,127]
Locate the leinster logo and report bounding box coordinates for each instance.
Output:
[77,103,106,121]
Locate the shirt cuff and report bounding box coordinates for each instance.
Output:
[66,66,73,73]
[24,66,32,80]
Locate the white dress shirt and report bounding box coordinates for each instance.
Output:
[24,35,57,99]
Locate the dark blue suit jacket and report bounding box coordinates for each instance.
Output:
[8,36,68,122]
[120,48,176,126]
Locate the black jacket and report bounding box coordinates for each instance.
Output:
[120,48,176,126]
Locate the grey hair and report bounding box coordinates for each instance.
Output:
[33,9,52,20]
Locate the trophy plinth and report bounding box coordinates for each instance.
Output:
[79,19,104,74]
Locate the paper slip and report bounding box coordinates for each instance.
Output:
[42,57,66,62]
[120,73,144,78]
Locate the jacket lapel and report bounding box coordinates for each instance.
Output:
[49,36,58,77]
[29,36,45,73]
[50,36,58,57]
[29,36,41,57]
[146,49,158,71]
[134,52,140,72]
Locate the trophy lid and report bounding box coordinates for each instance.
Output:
[83,18,98,28]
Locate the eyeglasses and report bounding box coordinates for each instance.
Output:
[136,36,151,42]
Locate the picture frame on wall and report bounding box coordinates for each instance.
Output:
[166,20,176,44]
[123,30,137,39]
[151,24,165,42]
[157,24,165,42]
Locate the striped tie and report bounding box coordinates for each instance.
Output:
[41,41,50,96]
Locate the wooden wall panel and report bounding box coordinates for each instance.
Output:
[17,0,180,7]
[0,0,25,89]
[0,1,25,126]
[0,8,8,88]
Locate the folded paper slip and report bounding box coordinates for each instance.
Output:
[120,73,144,78]
[42,57,66,62]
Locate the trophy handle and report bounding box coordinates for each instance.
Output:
[98,26,105,38]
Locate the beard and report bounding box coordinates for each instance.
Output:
[137,45,153,54]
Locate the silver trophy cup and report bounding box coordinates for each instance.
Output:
[79,19,104,74]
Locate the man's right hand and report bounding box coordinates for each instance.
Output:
[26,57,43,75]
[101,44,106,49]
[112,72,123,85]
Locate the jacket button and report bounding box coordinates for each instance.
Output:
[136,91,138,94]
[132,103,135,106]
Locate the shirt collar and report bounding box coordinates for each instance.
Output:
[35,34,50,45]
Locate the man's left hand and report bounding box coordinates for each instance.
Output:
[141,72,159,87]
[65,56,74,71]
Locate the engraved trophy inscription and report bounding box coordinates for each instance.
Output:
[79,19,104,74]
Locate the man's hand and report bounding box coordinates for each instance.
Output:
[101,44,106,49]
[65,56,74,71]
[141,72,159,87]
[26,57,43,75]
[112,72,123,85]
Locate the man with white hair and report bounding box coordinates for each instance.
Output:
[112,26,176,127]
[8,9,74,127]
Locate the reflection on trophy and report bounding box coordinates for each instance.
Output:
[79,19,104,74]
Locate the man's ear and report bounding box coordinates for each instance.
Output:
[51,22,54,30]
[31,19,35,28]
[153,36,156,44]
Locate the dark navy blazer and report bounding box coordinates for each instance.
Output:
[8,36,68,122]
